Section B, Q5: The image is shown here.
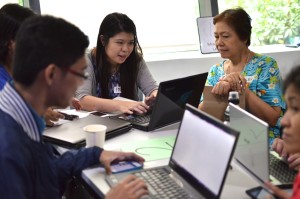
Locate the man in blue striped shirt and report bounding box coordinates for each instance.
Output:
[0,15,148,199]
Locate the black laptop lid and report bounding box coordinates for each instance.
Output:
[148,72,207,131]
[169,104,239,199]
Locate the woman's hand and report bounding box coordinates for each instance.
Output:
[211,79,231,96]
[117,100,149,115]
[144,90,157,106]
[272,138,300,170]
[272,138,287,158]
[264,181,291,199]
[71,98,82,110]
[219,72,247,93]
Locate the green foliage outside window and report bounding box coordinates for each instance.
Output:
[221,0,300,45]
[18,0,23,6]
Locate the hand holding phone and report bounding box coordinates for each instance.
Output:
[111,161,143,174]
[58,112,79,121]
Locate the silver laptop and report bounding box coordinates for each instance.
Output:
[106,104,239,199]
[229,103,297,184]
[43,114,132,149]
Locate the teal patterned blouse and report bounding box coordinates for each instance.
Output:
[205,53,286,145]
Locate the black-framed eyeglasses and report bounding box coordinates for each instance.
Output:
[66,68,89,80]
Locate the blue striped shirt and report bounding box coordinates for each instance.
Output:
[0,82,44,142]
[0,64,12,90]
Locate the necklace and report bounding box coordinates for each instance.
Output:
[226,52,251,75]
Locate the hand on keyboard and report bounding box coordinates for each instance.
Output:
[105,175,149,199]
[287,153,300,170]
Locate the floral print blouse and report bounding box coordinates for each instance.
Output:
[205,53,286,145]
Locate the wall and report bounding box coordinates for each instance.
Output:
[146,47,300,83]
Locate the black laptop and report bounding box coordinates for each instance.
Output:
[111,73,208,132]
[43,114,132,149]
[106,104,239,199]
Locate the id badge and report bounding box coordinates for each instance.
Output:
[113,85,121,94]
[245,76,254,83]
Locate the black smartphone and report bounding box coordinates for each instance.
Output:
[246,184,293,199]
[58,112,79,121]
[91,112,106,117]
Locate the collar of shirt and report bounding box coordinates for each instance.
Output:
[0,82,45,142]
[0,64,13,90]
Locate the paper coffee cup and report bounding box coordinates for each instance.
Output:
[83,124,107,148]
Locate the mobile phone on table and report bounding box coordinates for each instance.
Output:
[58,112,79,121]
[246,184,293,199]
[91,111,106,117]
[111,161,143,174]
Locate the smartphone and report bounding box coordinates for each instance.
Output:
[91,111,106,117]
[58,112,79,121]
[111,161,143,174]
[246,184,293,199]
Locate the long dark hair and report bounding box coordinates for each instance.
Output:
[94,12,143,99]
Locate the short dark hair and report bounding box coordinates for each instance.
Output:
[213,7,252,46]
[0,3,35,65]
[13,15,89,86]
[283,65,300,94]
[95,12,142,99]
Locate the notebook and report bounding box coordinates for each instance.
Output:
[106,104,239,199]
[111,73,208,132]
[43,114,132,149]
[229,103,297,185]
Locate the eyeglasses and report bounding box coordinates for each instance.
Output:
[66,68,89,80]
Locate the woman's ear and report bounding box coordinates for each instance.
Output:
[100,35,105,46]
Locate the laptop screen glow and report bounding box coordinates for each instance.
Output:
[172,109,236,195]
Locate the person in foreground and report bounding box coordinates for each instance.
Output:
[265,65,300,199]
[75,12,158,115]
[0,3,81,127]
[198,7,285,145]
[0,15,148,199]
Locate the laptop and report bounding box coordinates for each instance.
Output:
[229,103,297,185]
[106,104,239,199]
[112,73,208,132]
[43,114,132,149]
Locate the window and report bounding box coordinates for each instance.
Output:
[1,0,299,55]
[0,0,20,7]
[218,0,300,46]
[39,0,201,54]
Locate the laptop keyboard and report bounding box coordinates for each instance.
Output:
[133,168,191,199]
[126,114,151,124]
[269,154,297,184]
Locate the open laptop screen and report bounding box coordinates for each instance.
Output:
[170,104,239,197]
[229,103,270,183]
[148,73,207,131]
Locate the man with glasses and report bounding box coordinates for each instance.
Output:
[0,15,148,199]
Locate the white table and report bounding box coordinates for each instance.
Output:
[81,123,260,199]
